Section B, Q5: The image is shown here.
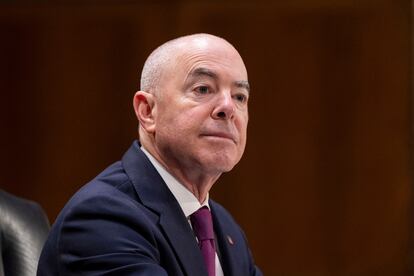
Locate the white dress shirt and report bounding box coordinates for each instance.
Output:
[141,146,224,276]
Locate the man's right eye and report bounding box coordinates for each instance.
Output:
[195,86,210,94]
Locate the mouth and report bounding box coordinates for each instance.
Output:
[200,132,237,144]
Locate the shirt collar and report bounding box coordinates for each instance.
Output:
[140,146,209,218]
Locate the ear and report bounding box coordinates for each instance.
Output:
[133,91,156,133]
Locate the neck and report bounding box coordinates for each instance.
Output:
[140,138,220,203]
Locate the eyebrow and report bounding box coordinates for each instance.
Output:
[189,67,250,93]
[235,80,250,93]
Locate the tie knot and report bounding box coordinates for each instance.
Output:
[190,207,214,241]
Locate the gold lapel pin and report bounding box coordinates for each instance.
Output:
[227,235,234,245]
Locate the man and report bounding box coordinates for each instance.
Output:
[38,33,262,276]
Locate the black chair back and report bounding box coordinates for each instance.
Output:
[0,190,50,276]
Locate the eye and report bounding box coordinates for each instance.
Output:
[195,85,210,95]
[234,93,248,103]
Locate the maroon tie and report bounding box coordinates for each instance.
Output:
[190,207,216,276]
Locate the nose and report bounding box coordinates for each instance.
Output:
[212,91,235,120]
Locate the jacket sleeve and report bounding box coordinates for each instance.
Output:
[55,190,169,276]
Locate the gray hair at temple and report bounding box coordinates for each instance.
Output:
[139,41,174,94]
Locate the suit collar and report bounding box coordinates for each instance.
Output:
[122,141,208,276]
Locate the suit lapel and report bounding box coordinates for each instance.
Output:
[122,141,208,276]
[211,202,239,276]
[158,209,208,276]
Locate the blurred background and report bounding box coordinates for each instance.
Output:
[0,0,412,275]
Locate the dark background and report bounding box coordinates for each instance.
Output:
[0,0,412,275]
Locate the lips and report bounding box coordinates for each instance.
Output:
[200,131,237,143]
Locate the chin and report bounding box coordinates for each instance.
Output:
[202,154,240,173]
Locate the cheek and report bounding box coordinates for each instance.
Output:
[237,116,248,154]
[173,106,210,129]
[237,114,248,138]
[158,110,200,139]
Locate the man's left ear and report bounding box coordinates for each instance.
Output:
[133,91,156,133]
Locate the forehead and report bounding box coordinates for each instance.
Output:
[171,38,248,81]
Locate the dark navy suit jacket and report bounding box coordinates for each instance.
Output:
[38,141,262,275]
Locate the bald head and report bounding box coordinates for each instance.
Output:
[140,33,244,94]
